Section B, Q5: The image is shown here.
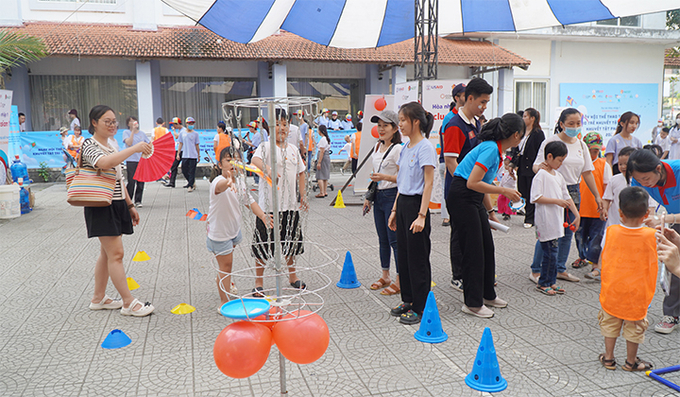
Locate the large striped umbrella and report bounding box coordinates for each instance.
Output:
[162,0,679,49]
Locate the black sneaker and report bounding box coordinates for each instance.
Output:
[390,303,412,317]
[399,310,421,325]
[450,278,464,292]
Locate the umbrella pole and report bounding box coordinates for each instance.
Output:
[266,102,287,396]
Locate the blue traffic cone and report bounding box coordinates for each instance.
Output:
[336,251,361,289]
[101,329,132,349]
[414,291,448,343]
[465,327,507,392]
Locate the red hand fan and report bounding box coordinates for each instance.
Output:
[134,133,176,182]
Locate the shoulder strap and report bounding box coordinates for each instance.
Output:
[376,143,396,173]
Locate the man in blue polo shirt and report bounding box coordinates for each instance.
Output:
[443,77,493,292]
[439,83,467,227]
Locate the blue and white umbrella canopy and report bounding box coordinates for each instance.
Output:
[162,0,680,48]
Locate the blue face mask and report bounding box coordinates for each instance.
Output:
[187,125,195,130]
[564,126,581,137]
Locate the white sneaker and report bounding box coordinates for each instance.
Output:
[230,282,238,295]
[654,315,679,334]
[483,297,508,308]
[89,295,123,310]
[523,223,533,229]
[120,298,154,317]
[529,273,539,284]
[252,182,259,188]
[462,304,494,318]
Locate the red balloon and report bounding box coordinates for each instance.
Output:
[570,225,576,231]
[371,125,379,139]
[563,222,569,228]
[214,321,272,378]
[272,310,329,364]
[374,97,387,112]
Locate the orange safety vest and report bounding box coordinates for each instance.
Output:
[351,131,361,159]
[215,133,232,162]
[153,126,168,141]
[600,225,657,321]
[308,128,315,152]
[67,135,84,160]
[579,157,606,218]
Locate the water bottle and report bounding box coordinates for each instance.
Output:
[18,178,31,214]
[10,155,28,183]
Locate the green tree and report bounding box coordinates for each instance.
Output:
[668,9,680,30]
[0,30,47,88]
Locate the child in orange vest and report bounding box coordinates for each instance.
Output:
[598,186,656,372]
[572,132,611,269]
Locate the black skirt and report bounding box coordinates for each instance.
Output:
[84,200,134,238]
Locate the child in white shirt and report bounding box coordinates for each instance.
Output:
[338,135,352,174]
[654,127,670,159]
[207,147,271,306]
[531,141,580,295]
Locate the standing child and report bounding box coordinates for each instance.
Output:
[207,147,272,306]
[387,102,436,325]
[604,111,643,174]
[338,135,352,174]
[531,141,580,295]
[572,132,611,269]
[497,155,517,221]
[598,186,656,372]
[654,127,671,159]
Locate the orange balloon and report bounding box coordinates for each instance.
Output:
[371,125,379,139]
[214,321,271,378]
[374,97,387,112]
[254,307,283,330]
[272,310,329,364]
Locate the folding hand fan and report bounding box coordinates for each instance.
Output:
[134,133,175,182]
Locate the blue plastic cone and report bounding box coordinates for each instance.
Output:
[465,327,507,393]
[414,291,448,343]
[101,329,132,349]
[336,251,361,289]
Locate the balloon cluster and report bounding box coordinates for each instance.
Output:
[214,310,329,378]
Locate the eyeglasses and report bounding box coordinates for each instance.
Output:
[102,120,119,127]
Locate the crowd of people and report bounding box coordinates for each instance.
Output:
[70,78,680,372]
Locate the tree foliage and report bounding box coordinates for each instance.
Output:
[0,30,47,88]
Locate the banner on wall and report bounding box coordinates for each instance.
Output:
[394,81,419,110]
[0,90,13,170]
[559,83,659,145]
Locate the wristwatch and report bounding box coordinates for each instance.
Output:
[487,209,495,215]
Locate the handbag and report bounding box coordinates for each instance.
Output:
[65,144,117,207]
[365,143,395,202]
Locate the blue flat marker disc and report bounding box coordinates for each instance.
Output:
[219,298,271,320]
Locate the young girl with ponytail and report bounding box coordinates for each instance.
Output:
[387,102,437,325]
[605,111,642,174]
[449,113,525,318]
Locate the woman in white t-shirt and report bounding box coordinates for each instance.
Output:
[362,110,403,296]
[529,108,603,284]
[315,125,331,198]
[207,147,271,306]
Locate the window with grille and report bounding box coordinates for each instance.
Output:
[515,81,548,126]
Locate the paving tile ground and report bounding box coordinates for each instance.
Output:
[2,174,679,396]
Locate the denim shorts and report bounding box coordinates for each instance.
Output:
[206,231,243,256]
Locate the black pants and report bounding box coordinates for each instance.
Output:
[169,151,182,186]
[444,170,463,280]
[351,158,358,174]
[395,194,431,315]
[517,174,536,225]
[181,158,198,187]
[125,161,144,203]
[449,176,497,308]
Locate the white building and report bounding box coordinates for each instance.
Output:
[1,0,529,133]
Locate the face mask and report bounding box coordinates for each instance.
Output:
[676,119,680,125]
[187,125,195,130]
[564,127,581,137]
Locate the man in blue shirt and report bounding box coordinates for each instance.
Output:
[164,116,186,188]
[315,108,330,127]
[177,116,200,192]
[341,114,354,130]
[328,111,343,130]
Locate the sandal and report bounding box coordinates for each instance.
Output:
[585,269,601,281]
[89,295,123,310]
[572,258,588,269]
[315,193,325,198]
[599,353,617,370]
[622,357,653,372]
[380,284,401,296]
[370,278,390,290]
[120,298,154,317]
[550,285,565,294]
[290,280,307,290]
[251,286,265,298]
[536,286,556,296]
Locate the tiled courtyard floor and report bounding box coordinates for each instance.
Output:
[2,175,679,396]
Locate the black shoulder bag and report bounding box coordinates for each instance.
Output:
[365,143,396,202]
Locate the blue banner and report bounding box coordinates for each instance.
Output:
[14,128,358,169]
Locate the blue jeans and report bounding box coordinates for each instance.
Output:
[373,188,398,272]
[575,217,605,263]
[539,240,558,287]
[531,184,580,274]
